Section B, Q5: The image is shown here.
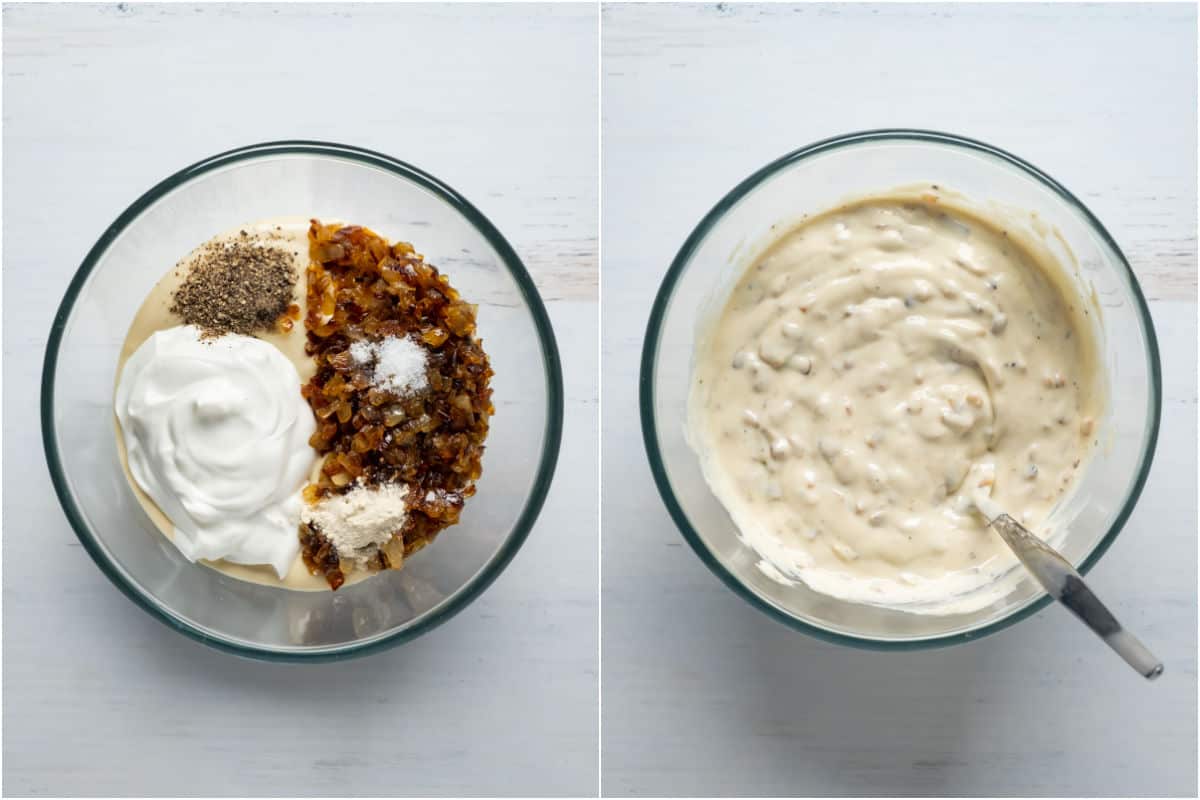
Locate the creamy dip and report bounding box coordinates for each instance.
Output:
[114,218,371,591]
[689,188,1102,611]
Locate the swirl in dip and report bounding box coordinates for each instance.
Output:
[688,187,1102,611]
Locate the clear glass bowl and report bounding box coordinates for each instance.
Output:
[641,129,1161,647]
[42,141,563,661]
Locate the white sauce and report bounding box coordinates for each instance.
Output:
[115,325,316,578]
[689,190,1101,611]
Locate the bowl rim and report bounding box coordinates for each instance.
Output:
[639,128,1163,650]
[41,139,565,662]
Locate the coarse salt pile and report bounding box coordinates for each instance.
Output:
[301,483,410,567]
[350,335,428,396]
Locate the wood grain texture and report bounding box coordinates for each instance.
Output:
[3,3,597,797]
[601,3,1196,797]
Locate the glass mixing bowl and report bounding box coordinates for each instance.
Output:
[641,129,1161,647]
[42,141,563,661]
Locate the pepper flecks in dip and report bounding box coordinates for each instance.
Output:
[688,189,1102,611]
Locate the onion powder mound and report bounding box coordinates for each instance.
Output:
[301,483,410,566]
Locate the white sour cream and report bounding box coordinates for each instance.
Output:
[689,190,1102,612]
[115,324,316,577]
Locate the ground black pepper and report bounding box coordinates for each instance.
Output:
[170,231,297,336]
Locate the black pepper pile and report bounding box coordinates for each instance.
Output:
[170,231,297,336]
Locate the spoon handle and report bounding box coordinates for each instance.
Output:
[987,512,1164,680]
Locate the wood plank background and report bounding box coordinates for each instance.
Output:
[601,3,1197,797]
[4,1,1198,797]
[3,4,598,796]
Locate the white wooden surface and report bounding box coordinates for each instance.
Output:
[3,4,597,796]
[602,4,1196,797]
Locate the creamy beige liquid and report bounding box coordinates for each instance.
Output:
[689,189,1102,610]
[114,217,371,591]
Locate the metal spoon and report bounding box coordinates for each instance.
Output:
[972,493,1163,680]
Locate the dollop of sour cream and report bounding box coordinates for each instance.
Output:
[115,325,316,577]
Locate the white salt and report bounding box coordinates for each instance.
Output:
[348,339,375,366]
[349,335,428,396]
